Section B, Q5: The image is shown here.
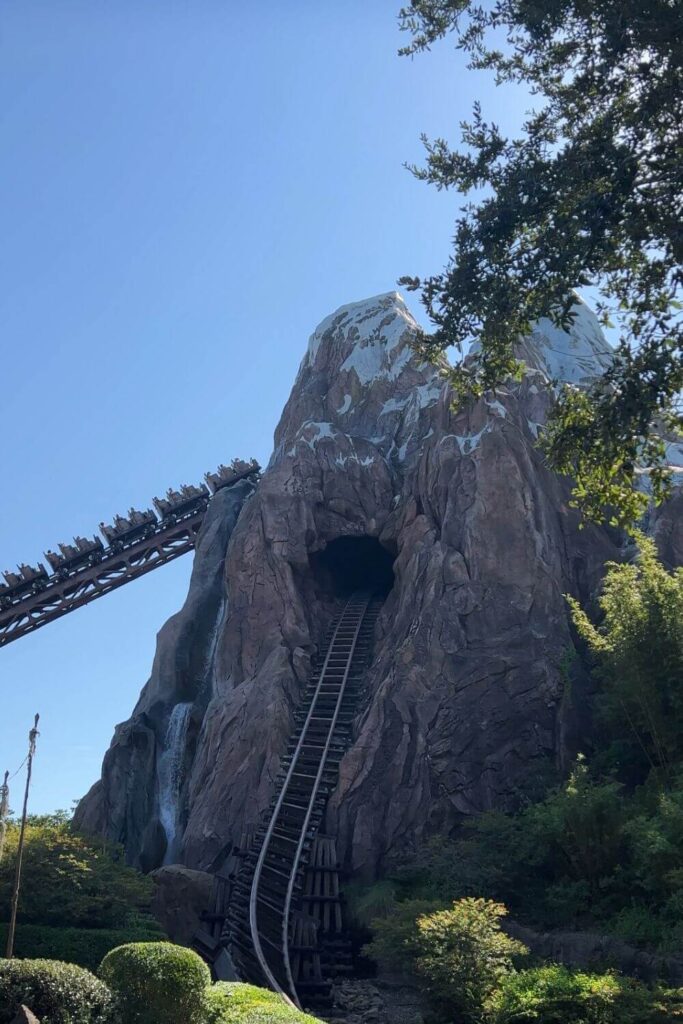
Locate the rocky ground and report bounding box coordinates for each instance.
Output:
[328,977,424,1024]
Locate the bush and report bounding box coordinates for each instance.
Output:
[414,898,528,1023]
[0,813,156,930]
[0,958,113,1024]
[362,899,445,974]
[487,965,671,1024]
[0,922,165,973]
[345,879,398,928]
[99,942,210,1024]
[205,982,321,1024]
[568,535,683,779]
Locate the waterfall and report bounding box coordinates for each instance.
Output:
[208,597,226,695]
[158,702,192,865]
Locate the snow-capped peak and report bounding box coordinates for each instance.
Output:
[304,291,417,376]
[518,297,614,385]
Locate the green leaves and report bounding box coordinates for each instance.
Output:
[0,815,156,931]
[414,899,528,1022]
[100,942,210,1024]
[399,0,683,528]
[568,534,683,776]
[0,959,113,1024]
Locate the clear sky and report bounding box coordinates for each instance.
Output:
[1,1,529,814]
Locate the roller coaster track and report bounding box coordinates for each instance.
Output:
[0,467,259,649]
[221,593,379,1008]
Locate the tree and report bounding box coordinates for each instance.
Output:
[414,898,527,1022]
[568,534,683,779]
[0,813,155,929]
[398,0,683,527]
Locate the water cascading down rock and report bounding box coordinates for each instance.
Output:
[74,291,683,882]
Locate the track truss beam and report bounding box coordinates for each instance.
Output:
[0,512,206,648]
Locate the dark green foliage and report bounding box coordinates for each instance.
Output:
[568,534,683,779]
[345,879,398,928]
[0,813,157,931]
[413,899,528,1023]
[362,899,446,973]
[397,0,683,527]
[357,533,683,1018]
[0,922,164,973]
[380,766,683,946]
[488,965,673,1024]
[204,982,322,1024]
[0,958,113,1024]
[99,941,210,1024]
[367,543,683,947]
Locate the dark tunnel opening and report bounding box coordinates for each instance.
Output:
[309,535,396,600]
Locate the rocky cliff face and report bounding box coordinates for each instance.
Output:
[74,291,681,878]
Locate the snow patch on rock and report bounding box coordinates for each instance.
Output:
[524,298,614,385]
[470,296,614,387]
[340,339,412,385]
[486,398,507,418]
[455,425,491,455]
[306,291,416,368]
[665,440,683,468]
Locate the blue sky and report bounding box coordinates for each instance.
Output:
[1,1,529,814]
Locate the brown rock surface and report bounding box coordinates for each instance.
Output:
[75,291,681,878]
[506,921,683,985]
[150,864,214,945]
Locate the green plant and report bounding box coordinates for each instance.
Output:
[568,535,683,779]
[0,958,113,1024]
[205,982,321,1024]
[525,759,626,904]
[362,899,445,974]
[487,964,670,1024]
[0,922,164,973]
[0,813,157,930]
[414,898,528,1022]
[99,941,210,1024]
[398,0,683,528]
[345,879,398,928]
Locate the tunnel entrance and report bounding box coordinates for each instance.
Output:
[309,535,395,599]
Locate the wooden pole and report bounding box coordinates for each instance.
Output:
[5,714,39,959]
[0,770,8,865]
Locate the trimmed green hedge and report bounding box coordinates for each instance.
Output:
[100,942,210,1024]
[0,922,164,973]
[0,958,113,1024]
[205,983,322,1024]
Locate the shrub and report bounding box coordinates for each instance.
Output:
[345,879,398,928]
[568,535,683,779]
[414,898,528,1023]
[0,958,113,1024]
[0,922,165,973]
[487,965,670,1024]
[0,813,155,930]
[205,982,321,1024]
[99,941,210,1024]
[362,899,445,974]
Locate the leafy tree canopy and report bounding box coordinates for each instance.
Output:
[0,812,154,930]
[568,533,683,779]
[398,0,683,527]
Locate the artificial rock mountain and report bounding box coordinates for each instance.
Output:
[75,291,682,880]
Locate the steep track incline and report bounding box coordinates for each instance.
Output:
[224,592,378,1008]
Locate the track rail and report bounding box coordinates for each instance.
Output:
[223,593,377,1007]
[0,471,258,648]
[0,512,205,648]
